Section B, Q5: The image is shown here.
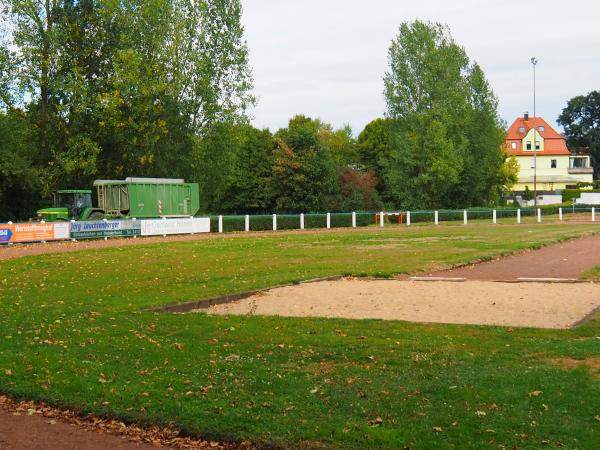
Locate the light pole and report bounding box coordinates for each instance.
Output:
[531,57,538,207]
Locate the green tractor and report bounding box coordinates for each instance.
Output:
[36,189,97,222]
[37,178,200,222]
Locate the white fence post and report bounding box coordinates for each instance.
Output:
[218,215,223,233]
[559,207,563,221]
[593,207,596,222]
[517,209,521,224]
[70,220,76,241]
[273,214,277,231]
[435,210,439,225]
[352,212,356,228]
[493,209,497,224]
[326,212,331,229]
[407,211,411,226]
[104,217,109,240]
[245,214,250,232]
[132,218,137,238]
[463,210,467,225]
[537,208,542,223]
[300,213,305,230]
[379,211,384,228]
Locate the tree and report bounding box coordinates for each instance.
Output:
[558,91,600,178]
[356,118,396,202]
[381,20,511,208]
[0,110,40,220]
[219,124,275,213]
[271,116,338,212]
[0,0,255,215]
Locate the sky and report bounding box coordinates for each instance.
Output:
[240,0,599,135]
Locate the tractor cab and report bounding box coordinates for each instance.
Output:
[37,189,93,221]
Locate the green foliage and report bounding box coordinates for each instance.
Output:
[558,90,600,178]
[0,110,40,219]
[271,116,339,212]
[561,188,600,203]
[220,125,275,213]
[0,0,254,217]
[376,20,511,209]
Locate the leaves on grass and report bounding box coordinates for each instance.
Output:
[529,390,543,397]
[475,410,486,417]
[0,395,252,449]
[432,426,443,433]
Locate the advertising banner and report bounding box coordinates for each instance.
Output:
[70,220,141,239]
[0,222,70,243]
[141,218,210,236]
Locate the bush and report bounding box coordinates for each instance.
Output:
[562,189,600,203]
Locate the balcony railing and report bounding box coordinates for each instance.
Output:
[568,167,594,174]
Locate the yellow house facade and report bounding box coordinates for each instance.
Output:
[505,114,593,191]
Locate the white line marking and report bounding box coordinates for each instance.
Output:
[410,277,466,282]
[516,277,579,283]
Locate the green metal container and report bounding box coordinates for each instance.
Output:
[93,178,200,219]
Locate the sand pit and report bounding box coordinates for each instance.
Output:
[204,279,600,329]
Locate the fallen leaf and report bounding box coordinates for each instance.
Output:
[595,415,600,422]
[529,390,543,397]
[475,410,487,417]
[432,426,443,433]
[4,369,12,376]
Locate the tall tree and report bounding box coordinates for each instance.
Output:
[558,91,600,178]
[220,124,274,213]
[271,115,338,212]
[381,20,513,208]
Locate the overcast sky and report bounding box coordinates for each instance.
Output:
[240,0,599,135]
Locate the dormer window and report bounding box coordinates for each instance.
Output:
[526,141,532,150]
[539,126,545,132]
[511,142,517,149]
[535,142,540,150]
[519,126,526,133]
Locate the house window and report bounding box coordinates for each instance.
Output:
[535,142,541,150]
[539,126,545,132]
[511,142,517,149]
[526,141,532,150]
[551,159,557,168]
[519,126,526,133]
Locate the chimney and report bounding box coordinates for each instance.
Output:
[524,111,529,121]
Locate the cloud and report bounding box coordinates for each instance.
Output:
[242,0,600,133]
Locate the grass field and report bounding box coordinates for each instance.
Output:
[1,223,600,449]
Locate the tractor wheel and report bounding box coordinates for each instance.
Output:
[88,212,104,220]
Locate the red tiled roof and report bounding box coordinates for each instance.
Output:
[504,116,570,156]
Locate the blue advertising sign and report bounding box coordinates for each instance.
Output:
[70,220,141,239]
[0,227,13,242]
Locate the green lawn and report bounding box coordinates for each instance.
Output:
[1,223,600,449]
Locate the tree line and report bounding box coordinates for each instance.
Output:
[7,2,589,220]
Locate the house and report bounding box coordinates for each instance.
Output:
[504,113,593,192]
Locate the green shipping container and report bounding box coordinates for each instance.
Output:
[93,178,200,218]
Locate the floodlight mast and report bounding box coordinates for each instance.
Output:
[531,57,538,207]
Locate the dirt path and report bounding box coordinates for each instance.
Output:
[427,233,600,280]
[0,395,249,450]
[0,408,155,450]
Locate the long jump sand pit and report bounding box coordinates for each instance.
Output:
[205,279,600,329]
